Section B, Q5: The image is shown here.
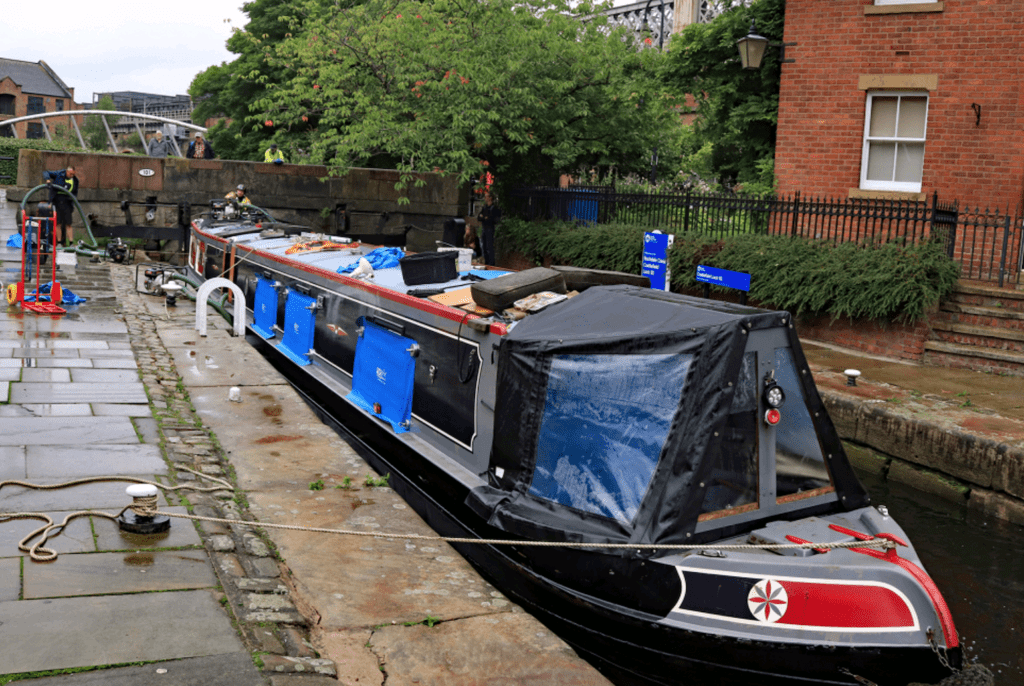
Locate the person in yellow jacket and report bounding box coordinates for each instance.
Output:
[264,143,285,165]
[225,184,251,205]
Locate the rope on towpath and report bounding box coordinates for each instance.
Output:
[1,473,897,561]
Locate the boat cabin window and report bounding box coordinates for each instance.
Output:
[699,352,759,518]
[773,347,832,499]
[528,353,693,524]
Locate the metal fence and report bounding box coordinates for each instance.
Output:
[507,186,1023,287]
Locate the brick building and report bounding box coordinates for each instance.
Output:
[774,0,1024,212]
[0,58,82,139]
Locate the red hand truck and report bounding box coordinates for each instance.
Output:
[6,207,66,315]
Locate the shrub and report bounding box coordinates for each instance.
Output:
[498,219,960,322]
[0,139,86,186]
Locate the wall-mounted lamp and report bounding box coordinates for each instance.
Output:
[971,103,982,127]
[737,22,796,70]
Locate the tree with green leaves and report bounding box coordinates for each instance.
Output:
[242,0,676,193]
[190,0,323,161]
[81,95,115,151]
[661,0,783,193]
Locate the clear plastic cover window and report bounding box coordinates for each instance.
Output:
[774,348,832,495]
[700,352,759,514]
[529,353,693,524]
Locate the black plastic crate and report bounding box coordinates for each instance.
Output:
[399,251,458,286]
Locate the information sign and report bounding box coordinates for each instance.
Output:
[642,232,674,291]
[695,264,751,292]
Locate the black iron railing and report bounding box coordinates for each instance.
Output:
[507,186,1023,286]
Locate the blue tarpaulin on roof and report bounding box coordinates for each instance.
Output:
[337,247,405,274]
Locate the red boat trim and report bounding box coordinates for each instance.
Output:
[785,535,829,554]
[193,223,508,336]
[844,541,959,648]
[825,524,958,648]
[697,501,759,522]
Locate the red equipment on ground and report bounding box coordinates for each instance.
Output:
[6,208,66,315]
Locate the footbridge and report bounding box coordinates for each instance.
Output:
[0,111,205,156]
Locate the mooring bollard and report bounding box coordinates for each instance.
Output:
[118,483,171,534]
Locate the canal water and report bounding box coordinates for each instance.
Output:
[856,469,1024,684]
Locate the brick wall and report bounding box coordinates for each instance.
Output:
[794,313,932,361]
[776,0,1024,212]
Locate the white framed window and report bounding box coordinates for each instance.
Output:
[860,92,928,193]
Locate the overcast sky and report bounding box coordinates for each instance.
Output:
[4,0,249,102]
[5,0,640,104]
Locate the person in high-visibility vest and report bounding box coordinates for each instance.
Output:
[43,166,78,246]
[264,143,285,165]
[225,184,251,205]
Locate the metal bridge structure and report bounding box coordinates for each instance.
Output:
[0,111,205,157]
[601,0,750,48]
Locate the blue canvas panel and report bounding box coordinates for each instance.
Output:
[346,317,417,434]
[529,353,693,524]
[277,290,316,366]
[252,277,277,339]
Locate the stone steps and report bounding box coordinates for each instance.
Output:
[926,281,1024,374]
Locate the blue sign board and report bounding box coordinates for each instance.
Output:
[642,232,674,291]
[696,264,751,292]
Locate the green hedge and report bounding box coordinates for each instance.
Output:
[497,219,960,322]
[0,139,85,186]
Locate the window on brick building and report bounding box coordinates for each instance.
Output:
[26,122,44,139]
[27,96,44,115]
[56,99,65,112]
[860,92,928,193]
[874,0,937,4]
[0,95,14,116]
[0,124,13,138]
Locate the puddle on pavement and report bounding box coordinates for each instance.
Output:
[123,552,155,567]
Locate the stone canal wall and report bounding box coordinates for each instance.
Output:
[817,384,1024,526]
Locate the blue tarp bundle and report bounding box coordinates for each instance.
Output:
[6,234,22,248]
[23,282,87,305]
[337,247,405,274]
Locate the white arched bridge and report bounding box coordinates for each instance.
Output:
[0,111,205,157]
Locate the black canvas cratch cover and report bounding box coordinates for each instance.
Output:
[466,285,868,551]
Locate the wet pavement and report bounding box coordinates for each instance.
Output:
[1,192,1021,684]
[0,201,262,684]
[0,198,609,685]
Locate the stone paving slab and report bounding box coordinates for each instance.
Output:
[0,340,110,349]
[0,479,145,512]
[10,652,266,686]
[0,368,20,380]
[0,510,98,558]
[191,384,512,631]
[10,382,148,405]
[20,368,72,382]
[0,417,139,445]
[0,446,26,478]
[167,338,285,388]
[0,557,19,600]
[0,320,128,334]
[92,403,152,417]
[0,403,94,417]
[25,444,167,478]
[0,357,95,368]
[0,590,246,675]
[370,613,612,686]
[70,368,140,384]
[93,506,203,552]
[23,549,218,599]
[10,348,83,359]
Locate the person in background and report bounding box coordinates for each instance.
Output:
[225,184,251,206]
[264,143,285,165]
[475,191,501,266]
[186,132,215,159]
[148,131,173,158]
[42,166,78,247]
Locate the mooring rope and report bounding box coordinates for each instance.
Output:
[1,473,897,561]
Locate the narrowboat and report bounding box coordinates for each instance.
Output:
[185,203,962,685]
